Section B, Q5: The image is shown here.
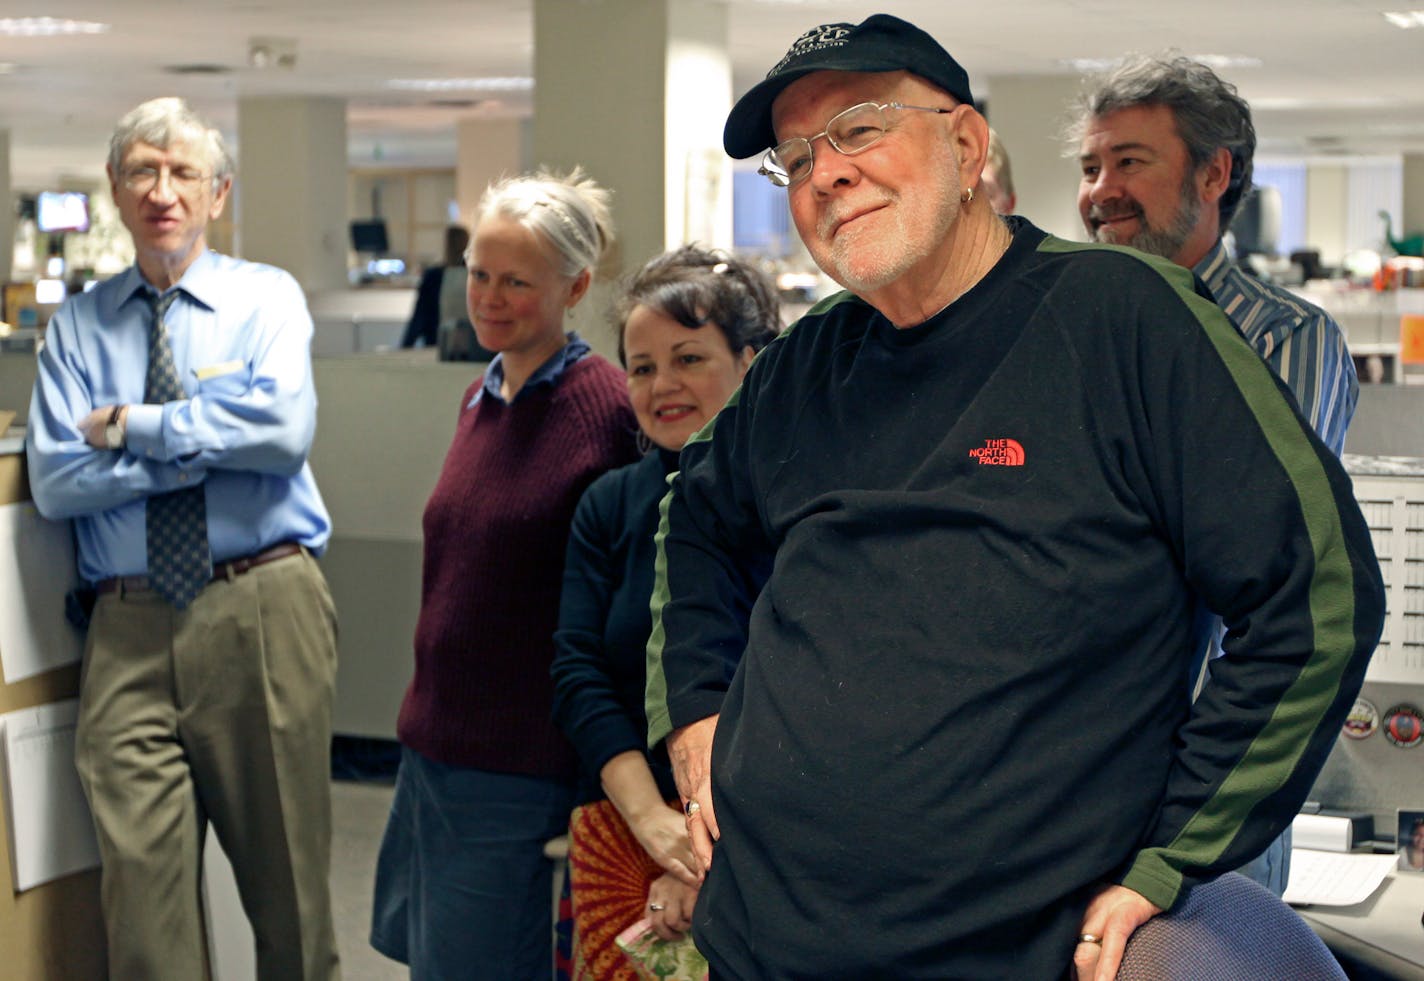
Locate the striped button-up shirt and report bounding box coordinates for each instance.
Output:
[1194,240,1357,454]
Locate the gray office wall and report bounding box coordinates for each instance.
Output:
[1347,384,1424,458]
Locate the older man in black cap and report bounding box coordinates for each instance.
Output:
[645,13,1383,981]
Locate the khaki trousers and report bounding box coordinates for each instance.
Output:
[75,549,340,981]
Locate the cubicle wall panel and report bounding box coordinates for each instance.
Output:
[323,537,422,739]
[1313,463,1424,840]
[1344,386,1424,458]
[310,355,477,739]
[0,453,107,981]
[310,356,472,542]
[1313,681,1424,840]
[0,355,39,428]
[0,663,108,981]
[1352,474,1424,672]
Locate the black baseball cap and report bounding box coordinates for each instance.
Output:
[723,13,974,159]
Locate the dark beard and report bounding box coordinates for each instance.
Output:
[1092,174,1202,262]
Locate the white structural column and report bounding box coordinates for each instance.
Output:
[532,0,732,282]
[1306,164,1349,267]
[0,131,12,282]
[455,117,527,224]
[1404,154,1424,241]
[984,74,1087,242]
[236,96,349,291]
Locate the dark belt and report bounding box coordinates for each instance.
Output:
[95,542,305,596]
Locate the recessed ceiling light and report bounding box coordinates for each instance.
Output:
[0,17,109,37]
[1058,54,1262,72]
[1250,97,1310,110]
[1059,58,1118,72]
[386,77,533,92]
[1192,54,1263,70]
[1369,120,1424,135]
[1383,10,1424,28]
[1254,95,1397,110]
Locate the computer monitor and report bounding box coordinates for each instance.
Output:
[36,191,90,233]
[365,258,406,277]
[350,219,390,254]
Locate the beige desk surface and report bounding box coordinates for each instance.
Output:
[1301,868,1424,979]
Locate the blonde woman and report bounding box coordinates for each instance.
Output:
[372,169,639,978]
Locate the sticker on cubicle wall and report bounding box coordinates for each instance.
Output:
[1343,698,1380,739]
[1383,704,1424,748]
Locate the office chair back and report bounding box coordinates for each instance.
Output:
[1117,872,1345,980]
[437,319,496,363]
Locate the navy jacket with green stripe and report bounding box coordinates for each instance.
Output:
[645,216,1384,980]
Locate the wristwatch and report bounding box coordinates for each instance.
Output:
[103,405,125,450]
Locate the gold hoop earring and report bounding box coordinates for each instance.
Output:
[961,187,975,205]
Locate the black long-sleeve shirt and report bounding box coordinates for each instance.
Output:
[552,448,681,803]
[645,218,1384,980]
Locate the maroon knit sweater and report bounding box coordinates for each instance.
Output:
[396,354,639,778]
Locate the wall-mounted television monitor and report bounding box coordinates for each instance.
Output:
[350,219,390,254]
[36,191,90,233]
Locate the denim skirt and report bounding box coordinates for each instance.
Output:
[370,746,575,980]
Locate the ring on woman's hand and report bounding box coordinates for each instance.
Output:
[648,902,666,912]
[684,799,701,818]
[1078,933,1103,945]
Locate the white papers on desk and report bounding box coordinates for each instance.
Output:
[1283,848,1399,907]
[0,699,100,891]
[0,501,82,684]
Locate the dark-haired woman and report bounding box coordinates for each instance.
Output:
[551,246,779,978]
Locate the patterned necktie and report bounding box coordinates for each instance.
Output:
[144,290,210,609]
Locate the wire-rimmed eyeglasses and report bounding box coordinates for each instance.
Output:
[757,101,953,188]
[120,166,215,196]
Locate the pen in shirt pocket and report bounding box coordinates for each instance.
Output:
[193,360,244,381]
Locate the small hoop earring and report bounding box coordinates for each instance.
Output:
[636,429,653,455]
[961,186,975,204]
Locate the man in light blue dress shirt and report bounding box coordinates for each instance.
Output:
[1071,54,1359,897]
[26,98,340,980]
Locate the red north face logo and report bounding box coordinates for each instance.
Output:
[968,438,1025,466]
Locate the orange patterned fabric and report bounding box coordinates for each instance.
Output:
[567,799,675,981]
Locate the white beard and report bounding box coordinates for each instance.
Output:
[813,137,962,295]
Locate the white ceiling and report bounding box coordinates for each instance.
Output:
[2,0,1422,189]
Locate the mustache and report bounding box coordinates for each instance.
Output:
[1087,202,1142,224]
[817,192,895,239]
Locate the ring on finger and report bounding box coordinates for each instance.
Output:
[684,799,701,818]
[649,902,666,912]
[1078,933,1103,945]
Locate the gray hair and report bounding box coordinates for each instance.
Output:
[473,167,615,280]
[1066,53,1256,230]
[986,128,1015,200]
[108,97,234,184]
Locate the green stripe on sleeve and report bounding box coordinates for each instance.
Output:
[1041,237,1362,908]
[644,476,677,749]
[642,289,849,748]
[1125,286,1357,907]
